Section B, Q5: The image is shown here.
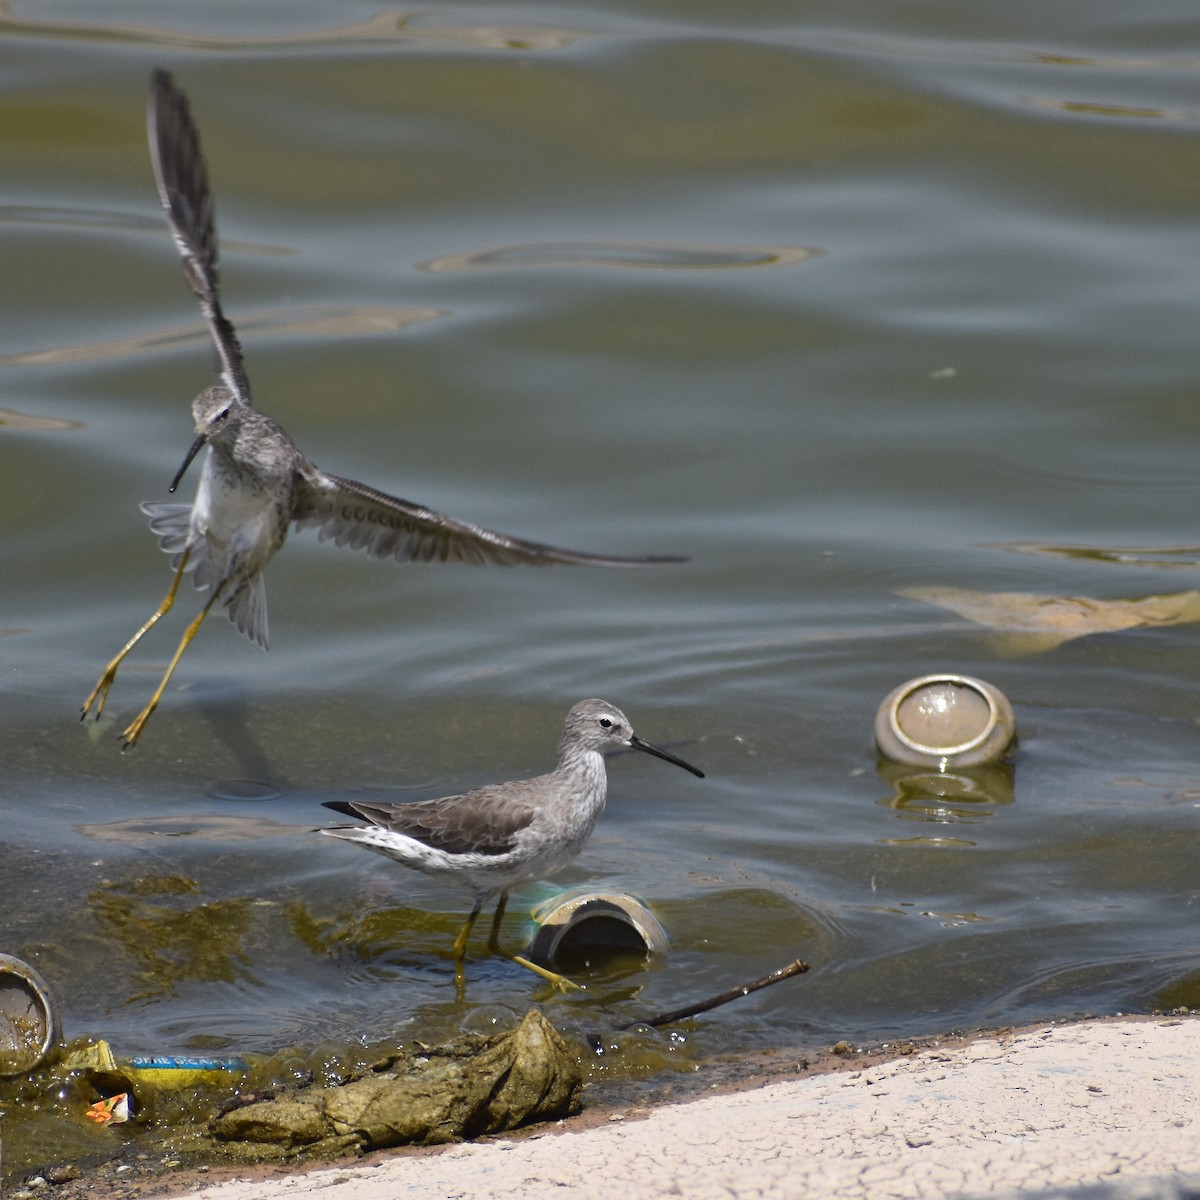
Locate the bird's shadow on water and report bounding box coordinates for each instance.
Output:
[188,685,289,793]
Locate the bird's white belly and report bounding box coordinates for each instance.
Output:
[190,454,284,579]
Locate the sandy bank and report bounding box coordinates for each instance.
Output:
[152,1014,1200,1200]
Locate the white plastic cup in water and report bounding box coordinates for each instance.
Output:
[526,891,669,967]
[875,673,1016,768]
[0,954,60,1075]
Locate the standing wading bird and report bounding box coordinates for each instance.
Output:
[319,699,704,992]
[81,71,686,749]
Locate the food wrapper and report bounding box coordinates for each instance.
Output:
[86,1092,131,1125]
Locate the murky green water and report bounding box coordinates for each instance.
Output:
[3,0,1200,1171]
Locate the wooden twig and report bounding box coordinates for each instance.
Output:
[621,958,810,1030]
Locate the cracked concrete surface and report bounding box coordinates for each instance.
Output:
[186,1016,1200,1200]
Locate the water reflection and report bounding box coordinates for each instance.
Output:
[990,542,1200,569]
[206,780,285,803]
[919,910,997,928]
[1027,97,1191,122]
[0,7,586,52]
[0,407,84,432]
[0,306,443,370]
[77,814,303,843]
[1153,967,1200,1011]
[877,760,1015,844]
[422,242,819,272]
[285,899,448,968]
[0,205,160,235]
[900,584,1200,652]
[284,896,657,1009]
[88,877,259,1003]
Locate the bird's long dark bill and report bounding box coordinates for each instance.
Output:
[322,800,363,820]
[168,432,207,494]
[630,734,705,778]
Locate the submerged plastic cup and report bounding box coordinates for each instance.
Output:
[0,954,60,1075]
[875,673,1016,769]
[527,891,669,967]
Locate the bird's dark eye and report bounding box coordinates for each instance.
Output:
[598,717,613,729]
[216,407,230,421]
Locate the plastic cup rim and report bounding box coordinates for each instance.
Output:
[887,673,1000,757]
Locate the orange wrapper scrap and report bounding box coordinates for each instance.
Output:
[86,1092,130,1125]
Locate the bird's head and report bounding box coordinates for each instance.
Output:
[564,699,705,777]
[168,385,245,492]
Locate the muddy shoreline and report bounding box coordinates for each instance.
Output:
[14,1011,1198,1200]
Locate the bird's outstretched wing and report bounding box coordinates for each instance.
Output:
[323,795,535,858]
[148,68,252,406]
[293,467,688,567]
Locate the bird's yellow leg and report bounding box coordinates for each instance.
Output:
[487,894,583,993]
[120,584,221,750]
[453,904,482,965]
[452,903,483,995]
[82,549,192,722]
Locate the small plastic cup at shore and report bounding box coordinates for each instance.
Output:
[0,954,61,1076]
[875,674,1016,769]
[527,891,669,968]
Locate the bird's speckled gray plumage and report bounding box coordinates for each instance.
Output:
[320,699,704,989]
[144,389,299,648]
[82,71,687,748]
[142,68,686,649]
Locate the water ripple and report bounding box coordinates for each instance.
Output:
[988,541,1200,569]
[76,815,307,843]
[422,241,819,273]
[0,406,84,431]
[0,305,444,369]
[0,6,587,52]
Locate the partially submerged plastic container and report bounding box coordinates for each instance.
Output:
[65,1040,250,1125]
[0,954,60,1075]
[527,891,669,967]
[124,1054,249,1090]
[875,673,1016,768]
